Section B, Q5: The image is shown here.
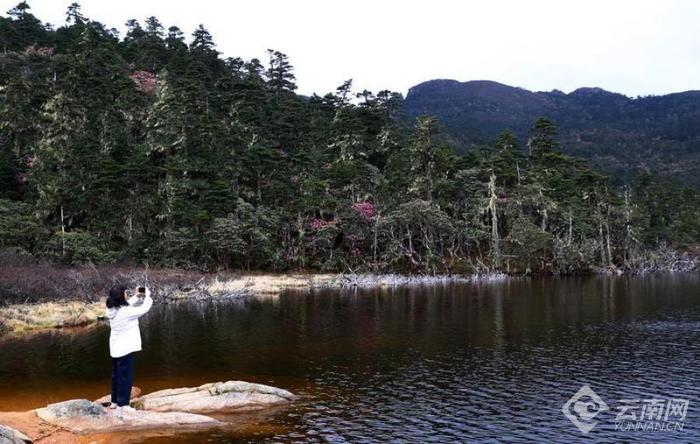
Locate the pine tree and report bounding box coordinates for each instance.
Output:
[527,117,558,159]
[0,6,697,272]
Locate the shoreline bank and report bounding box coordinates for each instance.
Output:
[0,272,508,336]
[2,264,698,336]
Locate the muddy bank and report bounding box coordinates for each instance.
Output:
[0,272,506,335]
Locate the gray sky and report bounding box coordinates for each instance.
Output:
[4,0,700,97]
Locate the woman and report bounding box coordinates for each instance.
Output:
[105,284,153,411]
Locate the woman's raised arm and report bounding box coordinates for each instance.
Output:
[124,289,153,319]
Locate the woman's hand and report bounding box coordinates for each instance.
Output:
[135,287,151,298]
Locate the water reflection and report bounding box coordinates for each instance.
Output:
[0,274,698,442]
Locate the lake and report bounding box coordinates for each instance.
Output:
[0,274,698,442]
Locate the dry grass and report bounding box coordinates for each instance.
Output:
[0,274,343,334]
[0,274,342,334]
[205,273,339,295]
[0,301,104,333]
[0,263,501,335]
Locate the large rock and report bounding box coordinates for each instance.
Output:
[94,386,142,404]
[34,399,220,433]
[36,399,106,421]
[0,424,31,444]
[132,381,296,413]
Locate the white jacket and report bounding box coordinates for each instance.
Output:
[106,291,153,358]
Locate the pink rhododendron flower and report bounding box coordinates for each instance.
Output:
[130,70,157,95]
[309,218,327,230]
[25,46,54,57]
[352,202,376,223]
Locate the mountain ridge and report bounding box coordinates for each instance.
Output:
[404,79,700,187]
[408,79,700,101]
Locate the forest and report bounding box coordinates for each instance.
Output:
[404,79,700,188]
[1,2,699,274]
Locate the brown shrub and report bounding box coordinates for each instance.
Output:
[0,251,209,306]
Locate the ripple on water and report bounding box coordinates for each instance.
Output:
[0,275,698,443]
[274,316,700,443]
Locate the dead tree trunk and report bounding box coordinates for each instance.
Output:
[488,173,501,267]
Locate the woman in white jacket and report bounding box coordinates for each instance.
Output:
[105,284,153,411]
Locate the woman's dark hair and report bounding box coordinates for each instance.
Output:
[106,284,129,309]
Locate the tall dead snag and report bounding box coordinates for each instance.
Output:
[539,188,548,232]
[623,186,632,268]
[488,172,501,268]
[604,186,613,268]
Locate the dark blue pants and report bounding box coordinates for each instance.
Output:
[111,353,134,406]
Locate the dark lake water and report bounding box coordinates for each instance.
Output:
[1,274,699,442]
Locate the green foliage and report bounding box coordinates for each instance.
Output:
[379,200,455,273]
[527,117,558,159]
[0,199,39,250]
[308,223,341,271]
[208,199,278,269]
[46,230,116,265]
[0,5,697,274]
[404,79,700,188]
[503,216,553,272]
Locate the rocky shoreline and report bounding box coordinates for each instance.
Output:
[0,380,295,443]
[0,273,507,336]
